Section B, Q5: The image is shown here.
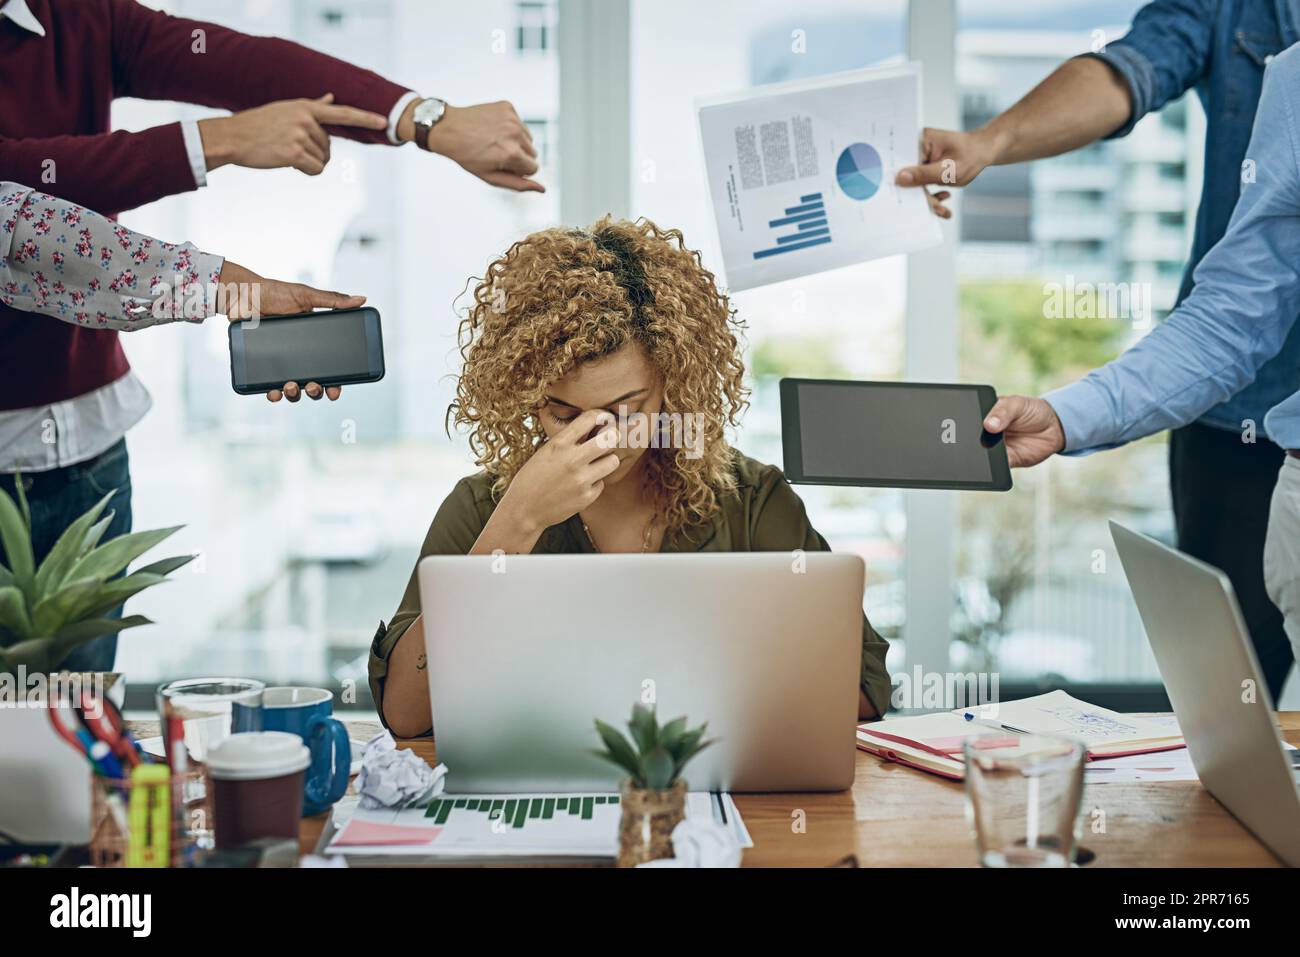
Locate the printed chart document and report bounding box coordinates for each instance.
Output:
[697,62,941,292]
[322,791,751,864]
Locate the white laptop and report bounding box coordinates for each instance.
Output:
[1111,520,1300,866]
[416,552,866,793]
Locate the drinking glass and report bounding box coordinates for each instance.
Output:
[156,677,265,854]
[156,677,265,762]
[964,733,1085,868]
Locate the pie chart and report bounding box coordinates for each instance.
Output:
[836,142,883,201]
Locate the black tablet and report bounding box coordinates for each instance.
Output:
[780,378,1012,491]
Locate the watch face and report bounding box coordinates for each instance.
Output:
[415,98,445,126]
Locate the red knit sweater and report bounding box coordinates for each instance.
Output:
[0,0,409,410]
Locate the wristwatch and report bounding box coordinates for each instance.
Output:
[412,97,447,151]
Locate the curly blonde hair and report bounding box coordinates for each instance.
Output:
[449,217,749,535]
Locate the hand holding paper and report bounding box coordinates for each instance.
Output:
[696,62,942,292]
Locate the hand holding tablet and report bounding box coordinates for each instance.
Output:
[780,378,1012,491]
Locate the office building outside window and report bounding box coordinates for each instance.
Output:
[113,0,559,704]
[954,1,1190,689]
[515,1,554,53]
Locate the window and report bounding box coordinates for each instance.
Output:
[632,0,910,666]
[515,1,554,53]
[954,0,1199,689]
[523,117,553,166]
[103,0,1212,709]
[113,0,559,705]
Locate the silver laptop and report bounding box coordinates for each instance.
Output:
[1110,520,1300,866]
[417,552,865,793]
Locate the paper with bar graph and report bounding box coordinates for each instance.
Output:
[697,62,941,292]
[324,790,751,860]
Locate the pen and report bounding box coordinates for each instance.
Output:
[962,712,1031,735]
[166,715,194,867]
[88,740,126,781]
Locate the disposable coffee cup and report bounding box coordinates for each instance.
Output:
[207,731,310,849]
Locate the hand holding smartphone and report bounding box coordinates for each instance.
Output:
[228,307,385,396]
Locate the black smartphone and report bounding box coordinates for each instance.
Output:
[228,307,385,395]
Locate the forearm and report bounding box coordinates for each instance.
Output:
[381,616,434,738]
[0,183,222,330]
[982,57,1132,166]
[468,498,546,556]
[112,0,408,144]
[1047,287,1299,454]
[1046,63,1300,454]
[0,126,198,216]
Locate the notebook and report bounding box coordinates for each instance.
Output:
[856,691,1186,780]
[855,712,990,780]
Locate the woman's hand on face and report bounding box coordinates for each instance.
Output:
[501,409,621,531]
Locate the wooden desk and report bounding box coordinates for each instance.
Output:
[135,714,1299,866]
[295,713,1297,867]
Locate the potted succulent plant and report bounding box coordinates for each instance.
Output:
[593,703,713,867]
[0,481,194,675]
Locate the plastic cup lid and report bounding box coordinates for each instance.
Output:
[205,731,310,780]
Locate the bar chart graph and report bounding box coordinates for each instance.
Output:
[423,793,619,829]
[752,192,832,260]
[328,791,749,861]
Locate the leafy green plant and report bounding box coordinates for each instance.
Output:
[593,703,714,790]
[0,480,194,674]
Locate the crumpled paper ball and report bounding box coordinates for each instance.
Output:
[637,817,743,868]
[354,730,447,809]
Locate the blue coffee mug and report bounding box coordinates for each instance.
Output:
[262,687,350,816]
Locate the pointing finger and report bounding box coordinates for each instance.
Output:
[311,101,389,130]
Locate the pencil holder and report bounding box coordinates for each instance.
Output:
[88,768,211,868]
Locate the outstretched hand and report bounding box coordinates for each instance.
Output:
[217,260,366,403]
[895,127,1002,220]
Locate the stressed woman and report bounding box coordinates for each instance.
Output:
[370,218,892,737]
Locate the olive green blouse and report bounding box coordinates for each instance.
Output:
[368,452,892,734]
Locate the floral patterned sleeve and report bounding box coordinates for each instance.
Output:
[0,181,225,331]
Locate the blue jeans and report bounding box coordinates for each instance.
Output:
[0,439,132,672]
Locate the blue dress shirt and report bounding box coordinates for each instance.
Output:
[1046,45,1300,452]
[1082,0,1300,434]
